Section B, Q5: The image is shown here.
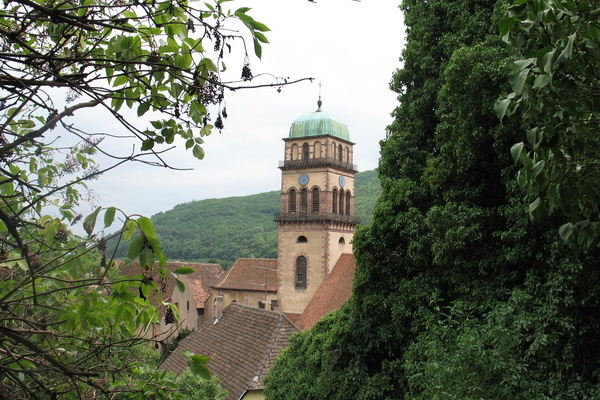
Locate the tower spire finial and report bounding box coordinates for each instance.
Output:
[317,81,323,111]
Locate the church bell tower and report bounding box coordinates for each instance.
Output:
[275,99,357,314]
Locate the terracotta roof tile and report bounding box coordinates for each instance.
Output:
[160,303,298,400]
[294,253,356,331]
[213,258,278,292]
[120,261,225,309]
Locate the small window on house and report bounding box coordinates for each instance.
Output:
[289,189,296,213]
[312,187,320,213]
[297,235,308,243]
[301,188,308,215]
[296,256,307,289]
[187,301,190,310]
[258,301,266,309]
[332,188,338,214]
[339,237,346,244]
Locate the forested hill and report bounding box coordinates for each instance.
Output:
[144,170,380,268]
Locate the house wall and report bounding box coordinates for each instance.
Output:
[241,389,264,400]
[209,289,278,317]
[145,275,203,343]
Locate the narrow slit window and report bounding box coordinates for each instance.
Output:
[296,256,307,289]
[332,188,338,214]
[346,190,351,215]
[312,188,320,213]
[301,188,308,215]
[289,189,296,213]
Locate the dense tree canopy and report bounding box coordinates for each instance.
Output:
[265,0,600,398]
[497,0,600,252]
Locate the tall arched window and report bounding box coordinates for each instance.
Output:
[296,256,307,289]
[302,142,309,162]
[346,190,351,215]
[339,190,345,215]
[314,141,322,159]
[332,188,338,214]
[301,188,308,215]
[338,144,343,162]
[312,187,320,213]
[291,143,298,160]
[289,189,296,213]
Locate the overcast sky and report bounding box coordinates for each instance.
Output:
[84,0,405,219]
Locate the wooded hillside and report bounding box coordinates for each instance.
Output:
[112,170,380,267]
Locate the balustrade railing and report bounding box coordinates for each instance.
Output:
[278,157,358,171]
[275,211,357,224]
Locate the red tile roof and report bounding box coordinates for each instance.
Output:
[186,264,227,307]
[160,303,298,400]
[294,253,356,331]
[120,261,224,309]
[213,258,278,292]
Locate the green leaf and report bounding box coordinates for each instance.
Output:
[175,278,185,293]
[498,17,514,37]
[509,68,529,96]
[113,75,129,87]
[510,142,525,164]
[541,49,555,75]
[532,74,551,89]
[141,139,155,150]
[531,159,545,180]
[495,98,511,121]
[150,120,162,130]
[137,217,157,238]
[188,358,211,380]
[199,58,218,72]
[253,38,263,59]
[192,144,205,159]
[174,266,195,275]
[190,354,210,364]
[104,207,116,228]
[254,31,269,44]
[137,102,150,116]
[528,197,542,220]
[526,128,543,150]
[126,236,144,260]
[555,33,576,66]
[83,208,101,235]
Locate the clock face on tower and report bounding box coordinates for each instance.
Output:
[298,173,309,186]
[339,176,346,188]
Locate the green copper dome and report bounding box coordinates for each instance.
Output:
[289,100,350,141]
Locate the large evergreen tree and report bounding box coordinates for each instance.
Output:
[265,0,600,398]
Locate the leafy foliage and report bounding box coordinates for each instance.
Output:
[497,0,600,252]
[265,0,600,399]
[0,0,288,397]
